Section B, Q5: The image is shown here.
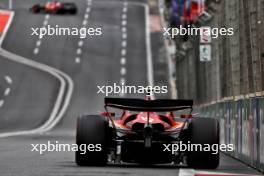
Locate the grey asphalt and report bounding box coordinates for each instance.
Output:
[0,54,58,133]
[0,0,262,175]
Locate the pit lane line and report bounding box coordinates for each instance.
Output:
[0,10,74,137]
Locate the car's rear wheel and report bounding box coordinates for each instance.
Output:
[62,3,77,14]
[30,5,41,13]
[70,8,77,14]
[187,117,220,169]
[75,115,109,166]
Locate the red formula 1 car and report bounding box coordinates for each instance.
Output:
[75,96,219,169]
[30,1,77,14]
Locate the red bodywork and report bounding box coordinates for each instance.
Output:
[44,1,62,12]
[102,111,185,131]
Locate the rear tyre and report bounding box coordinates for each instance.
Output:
[70,8,77,14]
[75,115,109,166]
[30,5,41,13]
[187,117,220,169]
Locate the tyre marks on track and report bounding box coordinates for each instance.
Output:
[75,0,93,64]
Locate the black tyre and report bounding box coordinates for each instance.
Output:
[187,117,220,169]
[62,3,77,14]
[75,115,109,166]
[30,5,41,13]
[70,8,77,14]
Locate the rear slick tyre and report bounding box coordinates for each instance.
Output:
[187,117,220,169]
[30,5,41,13]
[75,115,109,166]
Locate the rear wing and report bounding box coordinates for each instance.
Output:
[104,98,193,112]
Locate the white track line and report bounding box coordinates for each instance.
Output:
[122,33,127,39]
[119,2,154,90]
[195,170,262,176]
[43,19,48,26]
[120,67,126,75]
[121,40,127,47]
[33,14,50,55]
[122,20,127,26]
[86,7,91,13]
[84,14,89,19]
[122,26,127,33]
[78,40,84,47]
[33,48,39,55]
[122,14,127,20]
[123,7,127,13]
[76,48,82,55]
[0,49,74,137]
[36,40,41,47]
[45,14,50,20]
[0,10,74,137]
[4,75,12,84]
[120,77,126,85]
[144,4,154,98]
[119,1,128,97]
[121,49,126,56]
[74,0,92,64]
[120,57,126,65]
[179,169,195,176]
[0,100,4,107]
[4,88,11,96]
[82,20,87,26]
[75,57,81,63]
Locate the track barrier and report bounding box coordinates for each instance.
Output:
[199,97,264,172]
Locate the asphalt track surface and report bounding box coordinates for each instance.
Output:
[0,0,263,175]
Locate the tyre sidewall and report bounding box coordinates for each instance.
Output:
[187,117,220,169]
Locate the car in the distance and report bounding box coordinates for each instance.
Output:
[30,1,77,14]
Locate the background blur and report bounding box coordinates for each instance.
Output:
[161,0,264,172]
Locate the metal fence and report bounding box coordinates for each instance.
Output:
[199,97,264,172]
[169,0,264,172]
